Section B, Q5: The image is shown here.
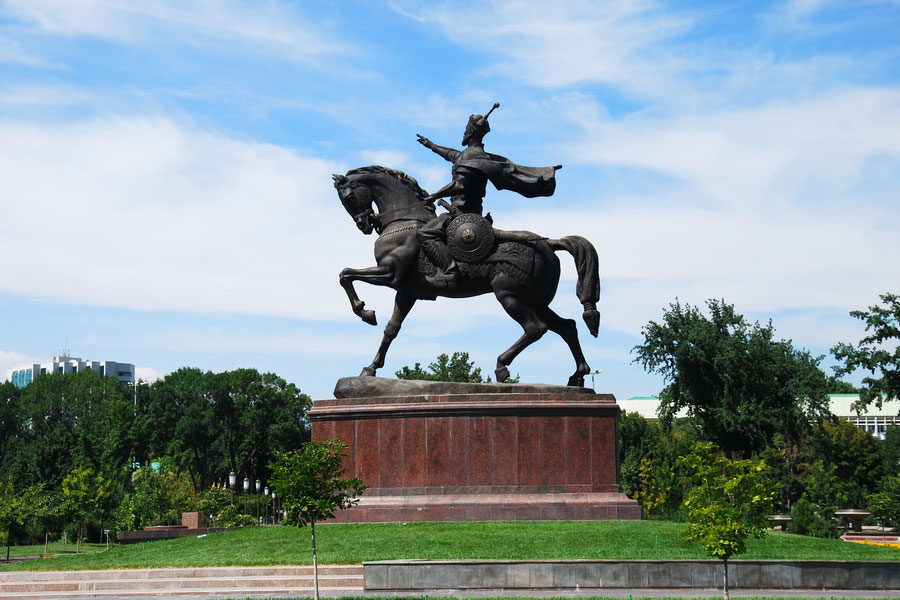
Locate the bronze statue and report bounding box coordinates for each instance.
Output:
[333,105,600,387]
[414,102,561,286]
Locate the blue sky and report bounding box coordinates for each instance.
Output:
[1,0,899,401]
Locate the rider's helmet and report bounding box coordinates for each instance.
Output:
[462,102,499,146]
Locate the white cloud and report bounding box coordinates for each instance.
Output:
[135,365,164,383]
[1,0,354,64]
[397,0,693,97]
[0,350,42,379]
[0,34,45,65]
[569,87,900,209]
[0,115,371,320]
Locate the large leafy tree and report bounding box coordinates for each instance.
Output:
[679,442,776,600]
[3,371,134,490]
[145,368,310,490]
[633,299,831,458]
[270,440,366,600]
[832,292,900,412]
[807,418,881,507]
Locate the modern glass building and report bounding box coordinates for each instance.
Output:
[6,353,135,388]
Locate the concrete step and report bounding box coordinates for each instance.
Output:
[0,565,362,581]
[0,565,363,599]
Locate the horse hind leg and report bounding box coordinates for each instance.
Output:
[361,292,416,377]
[493,291,548,383]
[537,305,591,387]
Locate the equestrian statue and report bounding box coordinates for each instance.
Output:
[334,103,601,386]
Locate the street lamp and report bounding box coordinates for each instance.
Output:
[256,479,261,523]
[590,369,603,391]
[264,486,269,525]
[243,477,250,513]
[272,491,277,525]
[228,471,236,505]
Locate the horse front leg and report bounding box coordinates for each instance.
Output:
[339,265,395,325]
[361,292,416,377]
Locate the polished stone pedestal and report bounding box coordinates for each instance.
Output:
[309,380,641,522]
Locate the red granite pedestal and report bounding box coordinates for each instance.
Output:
[309,388,641,522]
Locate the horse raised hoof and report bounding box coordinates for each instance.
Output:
[495,365,510,383]
[361,309,377,325]
[360,366,376,377]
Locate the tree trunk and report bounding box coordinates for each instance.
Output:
[722,558,729,600]
[44,529,49,554]
[311,520,319,600]
[6,527,10,561]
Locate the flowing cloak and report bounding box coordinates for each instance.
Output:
[456,152,560,198]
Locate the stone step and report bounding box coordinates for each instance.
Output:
[0,565,362,582]
[0,565,363,599]
[1,586,365,598]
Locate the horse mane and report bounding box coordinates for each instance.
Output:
[346,165,436,213]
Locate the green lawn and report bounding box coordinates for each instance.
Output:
[1,521,898,571]
[2,541,108,559]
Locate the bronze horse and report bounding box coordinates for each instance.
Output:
[333,165,601,386]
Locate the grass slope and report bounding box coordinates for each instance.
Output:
[2,521,898,571]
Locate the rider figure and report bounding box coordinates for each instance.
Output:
[416,103,561,287]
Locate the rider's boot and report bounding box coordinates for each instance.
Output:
[421,239,459,287]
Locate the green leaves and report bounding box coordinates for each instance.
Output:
[832,292,900,412]
[634,299,831,457]
[269,440,367,528]
[678,442,776,562]
[396,351,491,383]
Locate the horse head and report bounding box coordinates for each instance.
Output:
[333,172,380,235]
[334,166,435,235]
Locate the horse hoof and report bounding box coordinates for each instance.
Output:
[567,375,585,387]
[360,367,376,377]
[495,366,510,383]
[361,310,377,326]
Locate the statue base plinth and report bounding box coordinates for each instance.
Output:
[309,380,641,522]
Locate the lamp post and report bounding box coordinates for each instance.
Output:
[264,486,269,525]
[272,491,277,525]
[243,477,250,514]
[590,369,603,391]
[256,479,261,524]
[228,471,236,505]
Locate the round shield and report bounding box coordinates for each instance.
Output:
[447,213,495,262]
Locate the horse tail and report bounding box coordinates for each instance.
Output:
[549,236,600,337]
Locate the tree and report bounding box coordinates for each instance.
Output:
[788,460,845,538]
[807,418,881,508]
[867,476,900,534]
[269,440,366,600]
[0,478,23,561]
[679,442,776,600]
[619,411,698,519]
[60,466,111,553]
[633,299,831,458]
[396,351,487,382]
[832,292,900,412]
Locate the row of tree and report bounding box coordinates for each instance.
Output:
[0,367,311,547]
[624,294,900,536]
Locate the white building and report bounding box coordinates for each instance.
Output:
[6,352,135,388]
[620,394,900,439]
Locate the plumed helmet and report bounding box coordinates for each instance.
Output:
[463,102,499,143]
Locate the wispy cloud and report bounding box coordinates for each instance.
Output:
[1,0,356,63]
[569,87,900,209]
[395,0,693,97]
[0,116,362,319]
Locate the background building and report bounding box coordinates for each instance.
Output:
[620,394,900,439]
[6,351,135,388]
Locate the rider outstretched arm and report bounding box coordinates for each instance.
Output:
[416,134,460,163]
